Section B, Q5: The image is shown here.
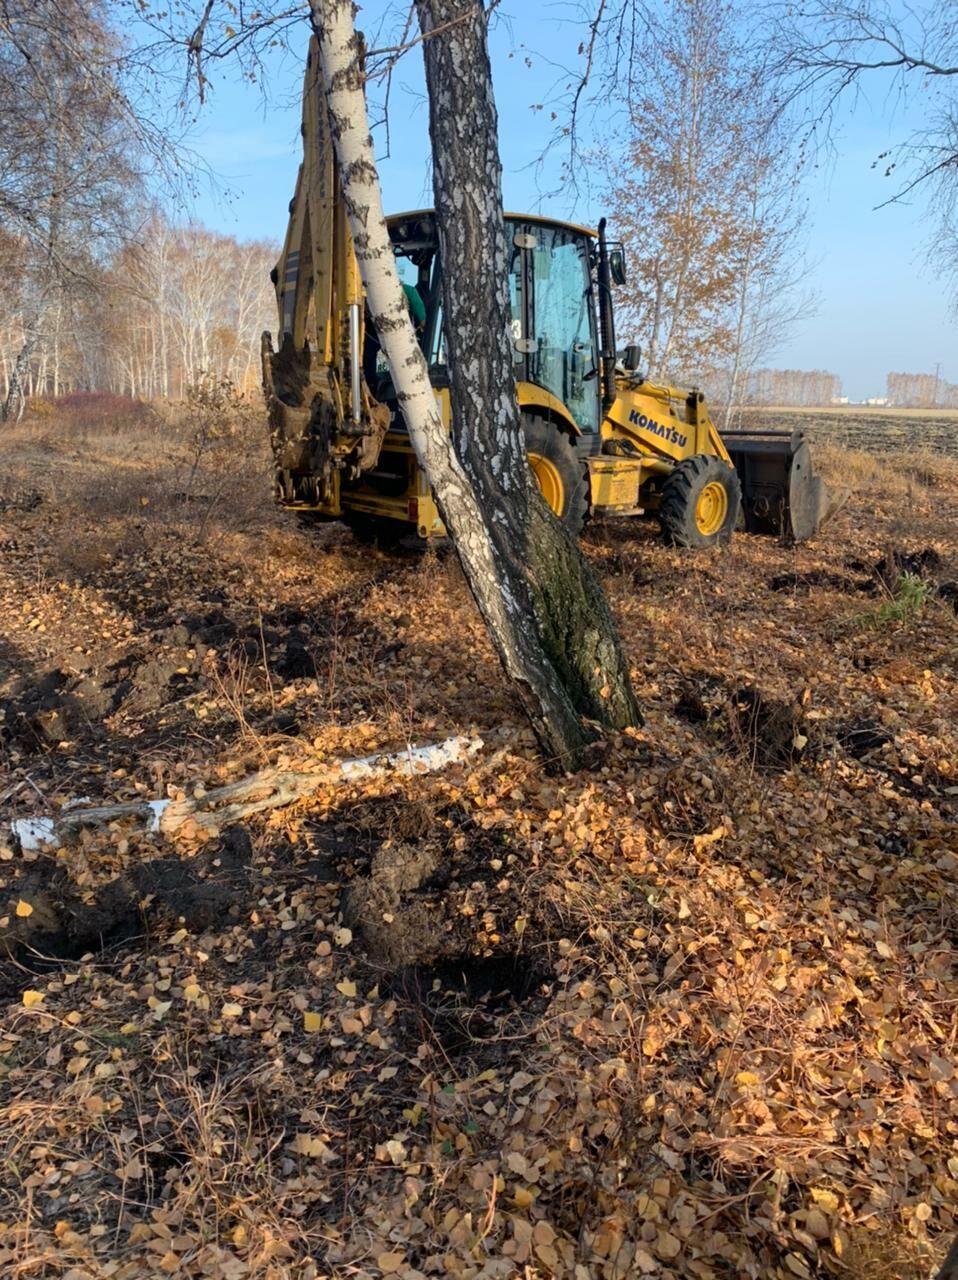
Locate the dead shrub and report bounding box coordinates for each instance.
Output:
[24,396,55,418]
[53,391,156,438]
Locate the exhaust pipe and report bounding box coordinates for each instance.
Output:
[596,219,618,412]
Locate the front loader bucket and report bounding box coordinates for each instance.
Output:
[725,429,837,542]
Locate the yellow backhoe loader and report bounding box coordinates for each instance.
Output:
[262,39,833,549]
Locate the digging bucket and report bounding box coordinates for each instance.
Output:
[724,429,837,542]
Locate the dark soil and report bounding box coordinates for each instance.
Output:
[0,827,254,997]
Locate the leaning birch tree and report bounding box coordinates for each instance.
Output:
[308,0,639,766]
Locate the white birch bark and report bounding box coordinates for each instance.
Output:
[308,0,639,764]
[309,1,591,761]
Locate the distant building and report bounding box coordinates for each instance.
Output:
[863,397,889,407]
[830,396,849,406]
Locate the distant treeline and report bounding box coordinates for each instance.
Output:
[743,368,843,407]
[1,217,276,404]
[886,371,958,409]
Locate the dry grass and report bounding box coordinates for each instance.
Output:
[815,442,958,500]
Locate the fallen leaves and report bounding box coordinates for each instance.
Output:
[1,425,957,1280]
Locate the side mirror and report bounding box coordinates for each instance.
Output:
[622,343,642,373]
[608,246,627,286]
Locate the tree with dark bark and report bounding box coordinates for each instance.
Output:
[307,0,640,767]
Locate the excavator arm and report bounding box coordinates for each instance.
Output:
[262,36,389,511]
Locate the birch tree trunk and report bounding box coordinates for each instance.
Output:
[723,182,759,430]
[309,0,639,767]
[2,325,39,422]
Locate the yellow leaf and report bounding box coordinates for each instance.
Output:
[514,1186,534,1208]
[291,1134,331,1159]
[656,1230,681,1260]
[535,1243,559,1270]
[810,1188,840,1214]
[380,1138,406,1165]
[221,1002,243,1019]
[117,1155,143,1180]
[183,983,201,1002]
[15,900,33,918]
[377,1253,404,1275]
[232,1224,248,1247]
[335,980,357,998]
[22,989,45,1008]
[303,1011,322,1032]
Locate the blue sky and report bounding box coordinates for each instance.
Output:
[175,2,956,403]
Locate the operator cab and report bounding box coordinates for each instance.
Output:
[376,211,602,435]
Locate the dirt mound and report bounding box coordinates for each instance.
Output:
[675,677,810,769]
[0,828,253,996]
[874,545,942,588]
[729,684,808,768]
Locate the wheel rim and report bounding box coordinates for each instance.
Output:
[528,452,565,516]
[695,480,728,536]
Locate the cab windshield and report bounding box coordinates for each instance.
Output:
[377,215,600,435]
[520,222,598,433]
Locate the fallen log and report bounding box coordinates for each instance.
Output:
[10,735,484,851]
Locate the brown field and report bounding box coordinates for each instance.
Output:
[1,402,957,1279]
[739,404,958,458]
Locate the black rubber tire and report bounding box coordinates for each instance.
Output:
[523,415,589,536]
[295,512,328,532]
[343,513,408,548]
[659,454,742,548]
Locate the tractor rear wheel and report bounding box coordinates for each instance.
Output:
[659,454,741,548]
[524,416,588,536]
[343,513,408,548]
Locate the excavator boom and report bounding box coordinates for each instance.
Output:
[262,37,388,512]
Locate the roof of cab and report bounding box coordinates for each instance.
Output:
[386,209,596,239]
